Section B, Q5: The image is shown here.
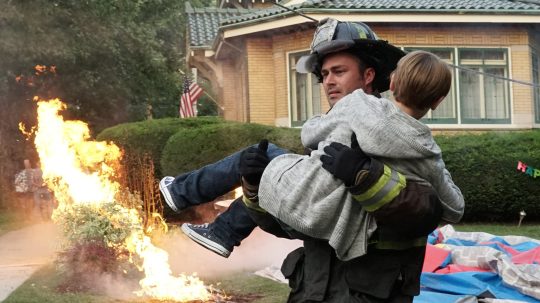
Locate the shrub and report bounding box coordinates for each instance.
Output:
[435,131,540,222]
[97,117,227,176]
[160,123,302,176]
[54,200,142,291]
[99,117,540,223]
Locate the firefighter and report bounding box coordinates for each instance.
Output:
[239,19,463,302]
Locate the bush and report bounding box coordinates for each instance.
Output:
[96,117,227,176]
[99,118,540,223]
[54,201,142,291]
[435,131,540,222]
[160,123,302,176]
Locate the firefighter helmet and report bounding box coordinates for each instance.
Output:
[297,18,405,93]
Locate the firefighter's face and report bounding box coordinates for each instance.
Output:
[321,52,375,107]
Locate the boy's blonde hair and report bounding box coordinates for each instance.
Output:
[392,50,451,110]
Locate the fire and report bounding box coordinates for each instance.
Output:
[32,97,212,301]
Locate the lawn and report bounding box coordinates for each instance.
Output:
[4,223,539,303]
[453,223,540,239]
[3,264,290,303]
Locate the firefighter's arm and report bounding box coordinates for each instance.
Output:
[347,158,406,212]
[320,137,406,213]
[321,139,444,239]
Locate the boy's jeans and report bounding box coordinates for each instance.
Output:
[169,143,287,247]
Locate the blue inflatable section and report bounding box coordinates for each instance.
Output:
[418,272,539,302]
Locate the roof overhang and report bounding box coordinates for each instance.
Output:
[212,9,540,58]
[222,12,540,39]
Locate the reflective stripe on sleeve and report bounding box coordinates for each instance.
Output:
[352,165,406,212]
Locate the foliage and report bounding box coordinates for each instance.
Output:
[56,241,131,293]
[97,117,227,176]
[54,202,139,248]
[99,117,540,222]
[53,197,144,292]
[0,0,204,218]
[0,0,191,130]
[160,123,302,176]
[435,130,540,222]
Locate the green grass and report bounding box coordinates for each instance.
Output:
[4,264,289,303]
[453,223,540,239]
[0,209,29,236]
[5,224,539,303]
[207,272,289,303]
[3,264,117,303]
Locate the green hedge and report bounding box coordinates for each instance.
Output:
[435,131,540,222]
[160,123,302,176]
[96,117,228,175]
[99,118,540,223]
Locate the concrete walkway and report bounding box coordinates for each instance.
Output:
[0,223,60,301]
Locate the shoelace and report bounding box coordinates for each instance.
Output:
[191,223,209,229]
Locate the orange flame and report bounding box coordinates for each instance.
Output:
[33,97,211,301]
[18,122,36,140]
[34,64,47,74]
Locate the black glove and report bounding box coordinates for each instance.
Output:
[240,139,270,185]
[320,134,370,186]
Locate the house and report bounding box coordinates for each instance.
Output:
[186,0,540,130]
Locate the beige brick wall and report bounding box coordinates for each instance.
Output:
[221,58,246,122]
[246,38,276,125]
[511,45,533,127]
[373,24,528,46]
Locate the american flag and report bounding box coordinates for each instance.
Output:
[180,77,203,118]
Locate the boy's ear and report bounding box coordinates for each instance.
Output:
[431,96,445,110]
[389,74,395,92]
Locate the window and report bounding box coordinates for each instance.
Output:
[288,47,511,127]
[458,49,510,123]
[533,52,540,124]
[289,51,321,127]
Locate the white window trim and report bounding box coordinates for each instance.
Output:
[403,46,514,128]
[286,48,318,128]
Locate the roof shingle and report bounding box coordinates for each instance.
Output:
[187,0,540,48]
[223,0,540,25]
[186,6,254,48]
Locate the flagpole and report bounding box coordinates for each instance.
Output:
[202,91,225,111]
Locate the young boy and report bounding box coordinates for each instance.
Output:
[168,50,463,260]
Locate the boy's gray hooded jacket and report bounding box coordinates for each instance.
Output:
[259,89,464,261]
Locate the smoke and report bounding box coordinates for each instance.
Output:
[86,226,301,300]
[1,222,61,266]
[160,226,302,278]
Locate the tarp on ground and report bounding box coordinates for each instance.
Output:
[416,225,540,303]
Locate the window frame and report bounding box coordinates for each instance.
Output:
[288,50,322,127]
[532,51,540,124]
[457,47,511,124]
